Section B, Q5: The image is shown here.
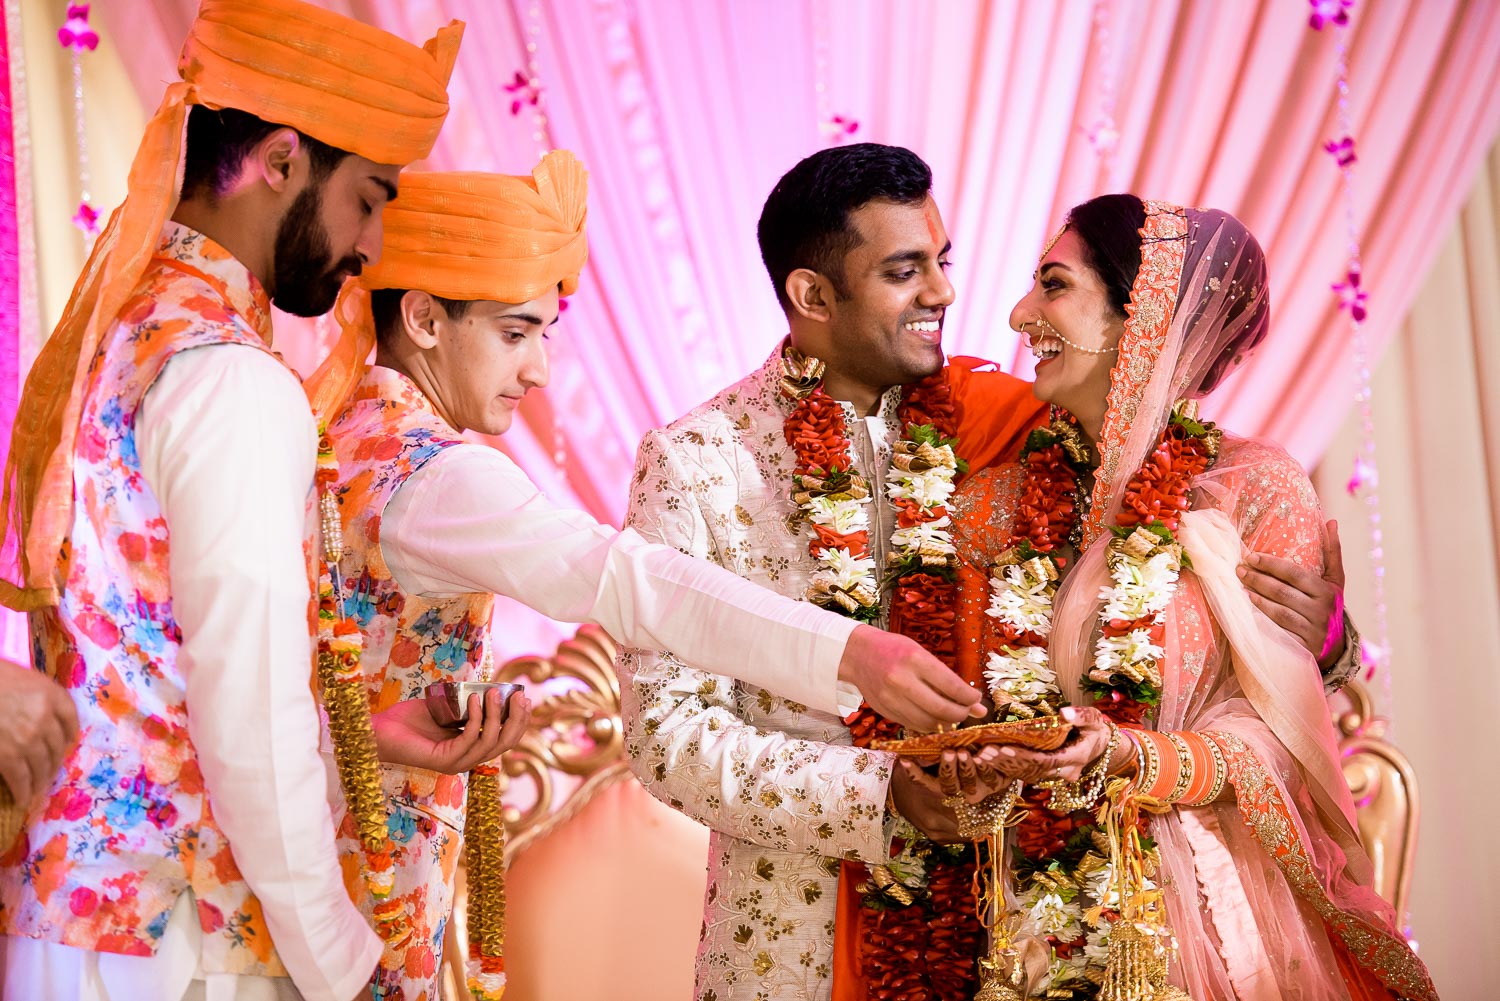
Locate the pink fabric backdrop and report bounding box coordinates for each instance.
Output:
[89,0,1500,654]
[1,3,20,501]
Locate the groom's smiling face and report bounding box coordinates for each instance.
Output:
[820,195,955,391]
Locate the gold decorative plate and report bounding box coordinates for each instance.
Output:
[873,716,1073,760]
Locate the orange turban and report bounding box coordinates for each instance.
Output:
[305,151,590,423]
[0,0,464,610]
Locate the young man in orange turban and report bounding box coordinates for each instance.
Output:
[616,143,1359,1001]
[0,2,465,999]
[311,152,1000,1001]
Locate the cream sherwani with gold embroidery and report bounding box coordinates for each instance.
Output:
[618,346,913,1001]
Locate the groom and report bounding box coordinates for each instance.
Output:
[615,142,1356,1000]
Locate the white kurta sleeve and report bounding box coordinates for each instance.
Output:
[615,430,894,863]
[138,344,381,1001]
[380,442,861,716]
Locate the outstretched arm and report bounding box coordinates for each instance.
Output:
[379,436,980,729]
[614,429,896,861]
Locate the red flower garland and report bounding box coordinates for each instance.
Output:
[785,369,983,1001]
[982,407,1220,992]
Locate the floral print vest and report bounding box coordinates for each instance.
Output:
[0,225,313,974]
[329,366,494,832]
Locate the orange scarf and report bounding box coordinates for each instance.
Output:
[0,0,464,610]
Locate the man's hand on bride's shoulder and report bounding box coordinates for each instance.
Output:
[1237,518,1347,668]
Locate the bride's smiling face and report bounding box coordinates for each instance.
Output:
[1008,229,1126,436]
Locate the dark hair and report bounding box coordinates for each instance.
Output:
[756,143,932,311]
[1067,194,1272,395]
[371,288,476,347]
[181,106,349,201]
[1064,193,1147,318]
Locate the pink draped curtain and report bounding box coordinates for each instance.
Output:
[1,0,28,662]
[90,0,1500,644]
[1,6,19,478]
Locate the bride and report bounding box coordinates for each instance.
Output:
[948,195,1435,1000]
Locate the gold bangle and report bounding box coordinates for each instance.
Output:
[1038,722,1119,814]
[1133,729,1159,794]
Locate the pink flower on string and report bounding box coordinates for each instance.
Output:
[1345,457,1377,496]
[503,71,542,117]
[1324,135,1357,168]
[1084,116,1119,156]
[1331,265,1368,322]
[1359,638,1386,680]
[57,4,99,52]
[72,201,100,237]
[1307,0,1353,31]
[819,114,860,142]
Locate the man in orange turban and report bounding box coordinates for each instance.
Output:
[0,3,464,1000]
[313,152,991,1001]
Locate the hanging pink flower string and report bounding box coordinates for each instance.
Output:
[812,3,858,146]
[1084,0,1120,170]
[1308,0,1353,30]
[56,3,97,50]
[57,3,98,239]
[503,70,543,118]
[1311,1,1392,695]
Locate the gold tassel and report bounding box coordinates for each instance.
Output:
[0,782,23,853]
[318,655,388,851]
[1096,780,1194,1001]
[465,764,507,999]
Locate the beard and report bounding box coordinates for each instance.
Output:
[843,320,944,388]
[270,182,362,317]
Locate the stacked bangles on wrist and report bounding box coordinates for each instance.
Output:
[1127,728,1228,806]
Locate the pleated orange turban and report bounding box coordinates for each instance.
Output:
[0,0,464,610]
[304,151,590,423]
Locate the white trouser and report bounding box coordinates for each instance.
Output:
[3,893,302,1001]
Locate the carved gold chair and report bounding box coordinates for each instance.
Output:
[440,625,631,1001]
[1333,680,1420,923]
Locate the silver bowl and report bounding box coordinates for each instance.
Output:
[424,681,523,729]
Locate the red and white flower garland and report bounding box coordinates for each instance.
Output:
[981,401,1219,995]
[780,345,981,998]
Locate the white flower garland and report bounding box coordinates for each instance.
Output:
[980,420,1204,996]
[796,426,962,618]
[983,559,1065,718]
[1087,537,1182,691]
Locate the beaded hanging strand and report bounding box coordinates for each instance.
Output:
[312,428,400,938]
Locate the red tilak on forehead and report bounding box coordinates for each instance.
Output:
[924,202,941,247]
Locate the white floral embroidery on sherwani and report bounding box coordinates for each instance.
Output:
[618,345,906,1001]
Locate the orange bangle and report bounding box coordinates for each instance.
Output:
[1184,733,1229,806]
[1176,732,1218,805]
[1164,733,1195,803]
